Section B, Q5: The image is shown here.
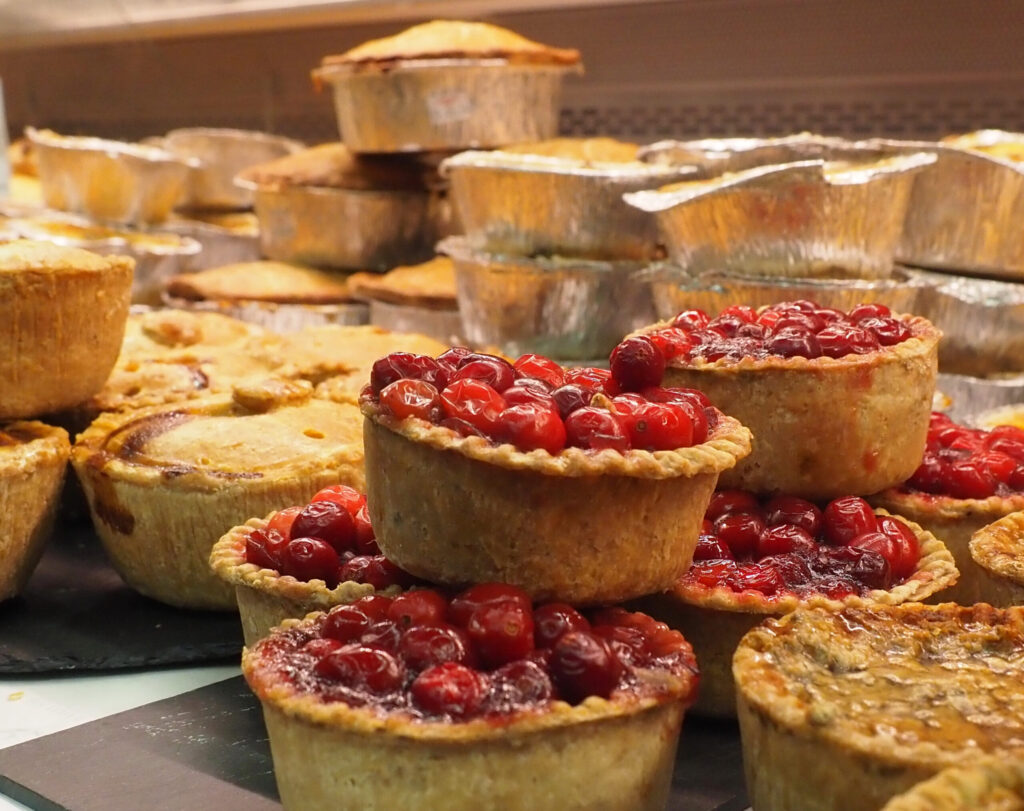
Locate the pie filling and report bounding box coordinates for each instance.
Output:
[681,491,921,599]
[361,347,726,454]
[251,583,697,723]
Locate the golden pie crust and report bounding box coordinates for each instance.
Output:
[632,509,957,717]
[0,240,133,419]
[499,137,642,163]
[118,308,267,361]
[734,602,1024,811]
[71,379,365,610]
[653,313,940,499]
[166,261,354,305]
[243,611,692,811]
[883,760,1024,811]
[347,256,456,309]
[209,514,402,645]
[360,401,752,604]
[321,20,581,69]
[0,421,69,600]
[966,511,1024,607]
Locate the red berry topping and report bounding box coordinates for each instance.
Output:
[440,378,506,436]
[714,513,766,558]
[311,485,365,513]
[379,379,442,422]
[281,538,340,583]
[550,631,624,702]
[291,500,357,554]
[706,490,762,522]
[323,603,378,643]
[822,496,878,545]
[387,590,448,629]
[502,384,558,410]
[399,624,472,671]
[513,354,565,388]
[467,602,535,669]
[673,309,710,331]
[370,353,446,394]
[756,524,815,557]
[610,335,666,392]
[550,384,593,419]
[411,662,488,719]
[450,354,516,393]
[448,583,532,628]
[266,505,301,538]
[315,645,404,694]
[563,366,617,395]
[498,403,567,455]
[533,603,590,649]
[876,515,921,579]
[490,660,553,707]
[245,528,288,570]
[338,555,415,590]
[627,401,694,451]
[564,407,631,452]
[352,504,378,555]
[763,495,822,536]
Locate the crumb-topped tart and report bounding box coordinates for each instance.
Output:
[359,347,751,604]
[0,421,70,601]
[211,485,418,644]
[72,378,365,610]
[883,759,1024,811]
[872,412,1024,605]
[622,300,940,498]
[633,489,956,716]
[0,240,133,419]
[963,511,1024,608]
[243,585,696,811]
[734,603,1024,811]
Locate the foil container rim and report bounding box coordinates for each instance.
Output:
[233,177,433,197]
[313,59,581,79]
[942,128,1024,148]
[164,127,306,152]
[8,216,202,258]
[161,218,259,239]
[439,149,700,180]
[26,126,201,169]
[438,235,649,273]
[161,292,368,314]
[639,262,933,289]
[860,137,1024,175]
[638,132,854,161]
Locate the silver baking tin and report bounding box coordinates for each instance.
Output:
[439,235,655,360]
[162,217,261,271]
[624,153,936,280]
[312,60,579,153]
[237,180,441,270]
[369,299,464,345]
[26,127,199,226]
[160,293,369,333]
[163,128,304,210]
[440,150,696,260]
[935,373,1024,425]
[638,133,862,176]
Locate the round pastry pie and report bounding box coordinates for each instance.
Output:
[118,308,267,360]
[871,412,1024,604]
[0,240,133,419]
[243,586,697,811]
[964,511,1024,607]
[0,421,70,601]
[359,347,752,604]
[622,300,940,499]
[633,490,957,716]
[882,759,1024,811]
[734,603,1024,811]
[71,378,365,610]
[210,484,417,644]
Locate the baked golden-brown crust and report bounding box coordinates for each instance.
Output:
[320,20,581,69]
[883,760,1024,811]
[0,240,133,419]
[347,256,456,309]
[652,313,940,499]
[734,603,1024,811]
[166,261,354,305]
[498,137,641,163]
[0,421,69,600]
[967,511,1024,607]
[237,143,433,192]
[118,308,267,360]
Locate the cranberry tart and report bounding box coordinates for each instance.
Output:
[72,378,365,610]
[735,603,1024,811]
[359,348,752,603]
[211,485,417,644]
[623,300,940,499]
[872,412,1024,604]
[634,490,956,716]
[243,586,697,811]
[883,760,1024,811]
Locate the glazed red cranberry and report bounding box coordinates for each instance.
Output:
[513,354,565,388]
[245,528,288,570]
[759,554,813,588]
[815,575,858,601]
[767,328,821,359]
[610,335,666,392]
[291,501,357,554]
[564,407,631,452]
[592,624,648,665]
[726,562,784,595]
[673,309,710,331]
[550,384,593,419]
[379,379,442,421]
[490,660,554,706]
[533,603,590,649]
[643,386,711,409]
[946,460,998,499]
[628,402,694,450]
[876,516,920,577]
[907,453,949,494]
[763,495,823,535]
[499,403,567,455]
[708,313,750,338]
[756,524,816,558]
[823,496,878,545]
[859,316,912,346]
[974,451,1017,482]
[311,485,365,513]
[302,637,343,659]
[370,352,446,394]
[450,354,516,393]
[849,302,891,322]
[771,311,826,334]
[316,645,404,694]
[440,417,488,439]
[689,560,739,588]
[387,590,448,628]
[719,304,757,323]
[502,384,558,411]
[1011,465,1024,491]
[323,603,377,643]
[845,547,893,591]
[714,513,766,558]
[817,325,880,358]
[440,378,506,437]
[985,432,1024,462]
[648,327,693,360]
[848,532,900,582]
[352,504,379,555]
[449,583,532,628]
[551,630,623,703]
[693,534,734,561]
[436,346,472,376]
[814,307,846,324]
[563,367,617,395]
[411,662,488,719]
[359,620,402,653]
[400,624,472,671]
[706,490,762,522]
[266,505,301,538]
[281,538,340,583]
[338,555,414,589]
[467,602,535,668]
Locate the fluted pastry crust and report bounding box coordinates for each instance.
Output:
[882,759,1024,811]
[966,511,1024,607]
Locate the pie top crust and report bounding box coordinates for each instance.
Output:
[733,602,1024,770]
[497,137,641,163]
[969,511,1024,586]
[0,421,70,476]
[872,488,1024,524]
[882,760,1024,810]
[0,238,134,277]
[360,397,752,479]
[347,257,456,309]
[671,509,957,613]
[320,20,581,70]
[118,309,266,361]
[169,211,259,236]
[166,261,354,305]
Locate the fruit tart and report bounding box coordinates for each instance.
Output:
[882,759,1024,811]
[962,511,1024,608]
[0,421,70,601]
[633,490,956,716]
[243,585,697,811]
[72,378,365,610]
[211,484,418,644]
[734,603,1024,811]
[871,412,1024,604]
[622,300,940,499]
[359,348,752,604]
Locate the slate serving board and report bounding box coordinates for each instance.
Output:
[0,676,749,811]
[0,525,243,673]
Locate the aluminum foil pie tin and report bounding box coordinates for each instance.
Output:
[163,128,304,210]
[624,153,936,280]
[163,216,261,271]
[441,150,695,260]
[312,60,578,153]
[161,294,369,332]
[935,373,1024,425]
[439,235,655,360]
[369,299,464,345]
[27,127,198,226]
